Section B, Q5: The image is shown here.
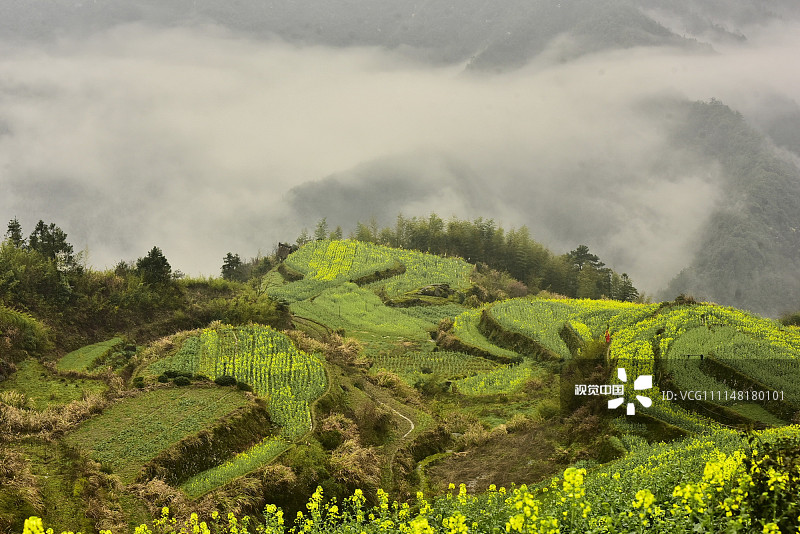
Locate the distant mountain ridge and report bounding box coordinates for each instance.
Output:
[663,100,800,317]
[4,0,799,68]
[3,0,800,315]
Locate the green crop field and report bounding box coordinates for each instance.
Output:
[144,324,326,439]
[268,239,472,303]
[372,350,498,382]
[452,361,540,395]
[488,298,659,359]
[289,283,433,340]
[395,303,466,325]
[608,304,800,430]
[451,309,520,361]
[0,359,107,410]
[475,298,800,430]
[56,337,124,372]
[63,387,249,483]
[180,437,290,499]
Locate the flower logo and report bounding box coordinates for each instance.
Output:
[608,368,652,415]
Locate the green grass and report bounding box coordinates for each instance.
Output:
[372,350,498,382]
[180,437,290,498]
[290,283,433,340]
[57,337,124,372]
[63,387,249,483]
[0,359,107,410]
[270,240,472,303]
[451,309,520,360]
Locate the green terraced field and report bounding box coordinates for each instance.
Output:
[56,337,124,372]
[268,239,472,303]
[0,359,107,410]
[372,350,498,382]
[452,361,541,395]
[180,437,290,499]
[289,283,433,340]
[451,309,520,360]
[143,325,326,439]
[488,298,658,359]
[64,387,249,483]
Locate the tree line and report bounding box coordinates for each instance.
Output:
[1,218,283,355]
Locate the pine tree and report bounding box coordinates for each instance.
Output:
[221,252,243,281]
[136,246,172,285]
[296,228,311,246]
[5,218,24,247]
[314,218,329,241]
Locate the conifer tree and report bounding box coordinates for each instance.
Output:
[136,246,172,285]
[5,218,24,248]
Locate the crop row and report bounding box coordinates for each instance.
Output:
[371,350,498,381]
[452,361,538,395]
[180,437,290,499]
[488,298,659,359]
[451,309,520,361]
[146,325,326,440]
[272,239,472,302]
[288,283,432,340]
[198,325,327,439]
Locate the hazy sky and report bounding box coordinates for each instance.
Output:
[1,20,799,292]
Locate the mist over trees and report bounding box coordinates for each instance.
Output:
[662,100,800,316]
[2,1,800,317]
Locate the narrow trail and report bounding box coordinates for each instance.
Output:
[375,398,415,439]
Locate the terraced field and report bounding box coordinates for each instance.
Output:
[56,337,125,372]
[0,359,107,410]
[64,387,249,483]
[268,239,472,303]
[143,325,326,439]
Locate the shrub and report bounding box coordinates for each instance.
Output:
[132,376,145,389]
[173,376,191,387]
[236,381,253,392]
[214,375,237,387]
[538,399,560,420]
[157,374,169,383]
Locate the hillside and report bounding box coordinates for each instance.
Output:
[2,236,799,533]
[662,100,800,316]
[0,0,696,67]
[3,0,800,319]
[4,0,799,68]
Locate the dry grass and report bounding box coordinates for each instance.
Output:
[330,439,381,489]
[0,447,42,519]
[0,393,108,438]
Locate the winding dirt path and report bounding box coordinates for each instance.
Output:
[375,399,415,438]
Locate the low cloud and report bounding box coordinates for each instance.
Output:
[0,22,798,291]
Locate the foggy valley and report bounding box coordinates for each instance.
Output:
[2,0,800,315]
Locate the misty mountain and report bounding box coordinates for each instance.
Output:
[2,0,800,317]
[286,153,491,228]
[663,100,800,317]
[3,0,799,69]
